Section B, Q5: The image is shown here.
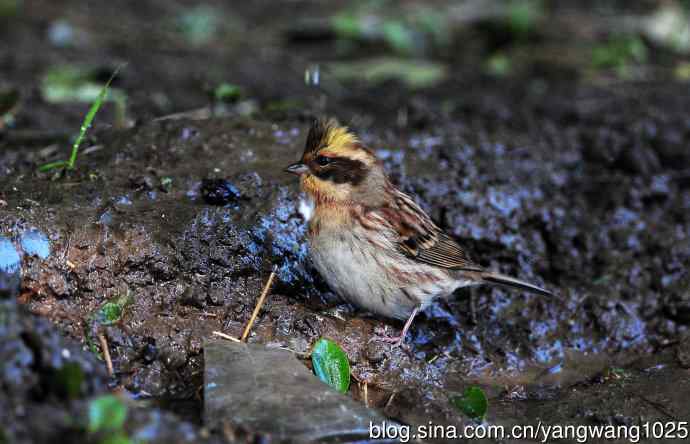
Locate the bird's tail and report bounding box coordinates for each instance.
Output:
[480,272,552,296]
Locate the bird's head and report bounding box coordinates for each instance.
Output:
[285,119,387,206]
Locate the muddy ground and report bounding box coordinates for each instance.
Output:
[2,1,690,443]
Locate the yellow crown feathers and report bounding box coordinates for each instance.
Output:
[305,118,359,154]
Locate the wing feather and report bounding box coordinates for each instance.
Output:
[373,190,483,271]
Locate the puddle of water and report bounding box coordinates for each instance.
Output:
[0,236,21,273]
[19,230,51,259]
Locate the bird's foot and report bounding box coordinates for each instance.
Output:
[370,325,406,348]
[369,307,421,348]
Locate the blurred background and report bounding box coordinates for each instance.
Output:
[2,0,690,132]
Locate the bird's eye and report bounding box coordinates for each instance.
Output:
[316,155,332,166]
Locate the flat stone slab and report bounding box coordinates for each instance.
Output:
[204,339,397,443]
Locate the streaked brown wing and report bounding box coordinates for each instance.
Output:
[388,190,483,271]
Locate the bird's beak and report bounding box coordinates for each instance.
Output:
[285,162,308,176]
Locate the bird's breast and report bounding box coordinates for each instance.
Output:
[307,209,456,319]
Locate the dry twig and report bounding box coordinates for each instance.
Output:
[98,333,113,377]
[363,382,369,408]
[212,331,241,343]
[384,392,397,410]
[241,267,277,342]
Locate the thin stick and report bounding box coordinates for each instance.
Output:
[98,333,113,377]
[363,382,369,408]
[241,267,277,342]
[384,392,397,410]
[212,331,241,343]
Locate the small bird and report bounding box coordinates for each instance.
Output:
[286,118,552,346]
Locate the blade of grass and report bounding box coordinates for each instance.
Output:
[39,64,125,172]
[38,160,69,172]
[66,64,123,169]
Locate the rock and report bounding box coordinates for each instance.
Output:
[204,340,398,442]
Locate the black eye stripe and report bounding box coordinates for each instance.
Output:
[313,157,367,185]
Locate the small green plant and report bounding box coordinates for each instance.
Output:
[592,35,647,77]
[93,292,133,326]
[450,386,488,421]
[39,65,124,172]
[96,302,124,326]
[85,292,133,356]
[213,83,241,102]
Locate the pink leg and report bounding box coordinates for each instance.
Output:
[372,306,420,347]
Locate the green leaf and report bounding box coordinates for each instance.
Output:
[97,302,123,325]
[214,83,241,103]
[311,338,350,393]
[93,292,132,326]
[450,386,488,420]
[88,395,127,433]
